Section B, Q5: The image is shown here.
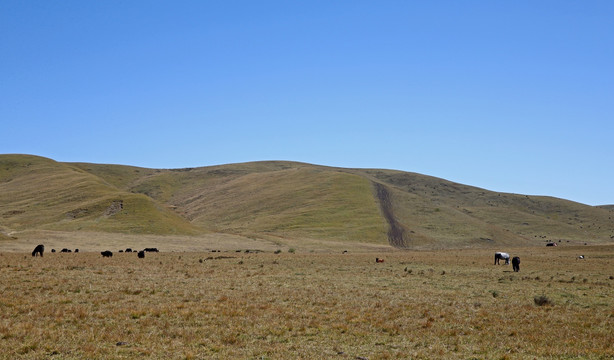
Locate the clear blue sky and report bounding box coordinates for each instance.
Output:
[2,1,613,205]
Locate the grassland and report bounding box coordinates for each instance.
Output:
[2,154,614,250]
[2,155,612,358]
[1,245,613,359]
[0,155,200,236]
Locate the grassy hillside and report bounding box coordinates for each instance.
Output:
[181,167,387,243]
[358,169,614,247]
[2,154,613,249]
[72,162,388,244]
[0,155,200,235]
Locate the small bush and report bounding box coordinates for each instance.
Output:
[288,248,296,254]
[274,250,282,254]
[534,295,553,306]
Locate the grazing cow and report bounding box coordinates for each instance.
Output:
[546,242,557,247]
[74,249,79,253]
[512,256,520,272]
[125,248,133,253]
[32,244,44,257]
[51,249,56,253]
[137,250,145,259]
[494,252,510,265]
[61,248,71,253]
[101,250,113,258]
[375,258,385,263]
[144,248,159,252]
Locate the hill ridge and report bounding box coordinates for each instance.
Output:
[1,154,613,249]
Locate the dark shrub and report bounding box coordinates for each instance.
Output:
[534,295,553,306]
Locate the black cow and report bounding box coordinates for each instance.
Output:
[51,249,56,253]
[32,244,44,257]
[512,256,520,272]
[101,250,113,258]
[137,250,145,259]
[125,248,133,253]
[144,248,159,252]
[61,248,71,253]
[75,249,79,253]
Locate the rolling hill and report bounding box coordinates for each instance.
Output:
[1,154,613,249]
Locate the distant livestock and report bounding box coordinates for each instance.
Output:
[101,250,113,258]
[494,252,510,265]
[144,248,159,252]
[75,249,79,253]
[578,255,585,260]
[375,258,385,263]
[512,256,520,272]
[546,242,557,247]
[61,248,71,253]
[32,244,44,257]
[125,248,133,253]
[51,249,56,253]
[137,250,145,259]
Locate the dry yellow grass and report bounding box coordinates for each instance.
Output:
[1,244,613,359]
[4,155,614,250]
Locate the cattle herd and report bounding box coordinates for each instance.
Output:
[494,251,521,272]
[30,244,159,258]
[29,244,579,272]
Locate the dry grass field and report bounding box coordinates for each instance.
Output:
[1,244,613,359]
[4,155,614,250]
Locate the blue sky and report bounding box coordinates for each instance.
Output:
[2,1,613,205]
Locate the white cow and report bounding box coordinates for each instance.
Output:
[494,252,510,265]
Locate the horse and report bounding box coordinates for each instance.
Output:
[512,256,520,272]
[32,244,44,257]
[494,252,510,265]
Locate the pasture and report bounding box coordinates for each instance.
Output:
[1,245,613,359]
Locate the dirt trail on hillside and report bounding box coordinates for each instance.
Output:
[374,183,407,248]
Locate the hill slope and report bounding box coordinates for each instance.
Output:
[357,169,614,248]
[0,155,201,235]
[1,154,613,249]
